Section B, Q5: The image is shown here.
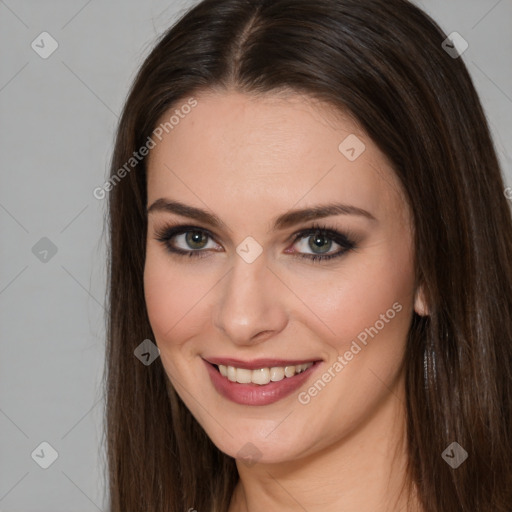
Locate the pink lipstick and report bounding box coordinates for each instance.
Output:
[203,357,322,406]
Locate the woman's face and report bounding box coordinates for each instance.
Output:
[144,90,424,464]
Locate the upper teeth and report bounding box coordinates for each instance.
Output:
[218,363,313,385]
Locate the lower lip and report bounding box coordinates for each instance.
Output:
[204,360,321,406]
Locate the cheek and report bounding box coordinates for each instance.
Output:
[300,242,415,356]
[286,248,414,444]
[143,250,202,350]
[144,253,174,334]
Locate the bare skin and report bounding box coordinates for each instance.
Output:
[143,89,427,512]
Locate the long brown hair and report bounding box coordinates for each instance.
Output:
[103,0,512,510]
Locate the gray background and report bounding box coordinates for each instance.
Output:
[0,1,511,510]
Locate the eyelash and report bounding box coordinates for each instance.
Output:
[153,222,357,263]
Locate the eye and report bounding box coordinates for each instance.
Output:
[289,223,356,262]
[153,222,357,263]
[154,225,220,258]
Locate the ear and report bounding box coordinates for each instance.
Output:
[414,285,429,317]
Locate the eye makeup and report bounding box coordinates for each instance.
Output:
[153,221,358,263]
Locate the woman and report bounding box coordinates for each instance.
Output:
[103,0,512,510]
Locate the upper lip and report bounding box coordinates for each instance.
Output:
[204,357,321,370]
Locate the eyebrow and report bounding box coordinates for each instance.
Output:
[147,198,376,231]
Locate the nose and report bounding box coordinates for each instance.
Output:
[212,250,288,346]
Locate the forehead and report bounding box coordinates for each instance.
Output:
[146,90,408,226]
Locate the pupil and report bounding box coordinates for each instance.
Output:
[186,231,207,249]
[309,232,331,253]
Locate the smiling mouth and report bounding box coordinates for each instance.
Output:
[213,362,315,385]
